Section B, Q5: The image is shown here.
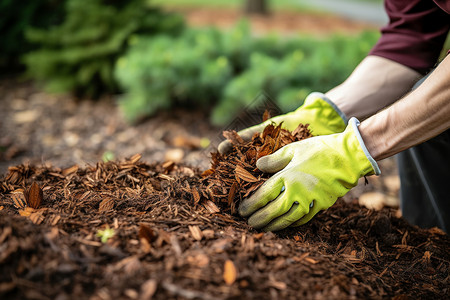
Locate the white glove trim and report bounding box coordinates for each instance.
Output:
[350,117,381,175]
[308,92,348,124]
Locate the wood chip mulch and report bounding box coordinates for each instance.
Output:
[1,149,449,299]
[201,121,312,214]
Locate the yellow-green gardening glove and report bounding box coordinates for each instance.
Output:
[239,117,380,232]
[218,92,348,154]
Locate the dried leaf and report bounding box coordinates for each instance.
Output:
[188,225,203,241]
[29,212,44,225]
[51,214,61,226]
[18,207,35,217]
[202,229,215,239]
[62,165,78,176]
[78,191,91,202]
[11,193,27,209]
[204,201,220,213]
[48,172,65,179]
[26,182,43,209]
[140,279,157,300]
[253,232,264,239]
[228,182,238,206]
[257,142,273,159]
[304,257,318,264]
[262,109,271,122]
[129,153,142,164]
[223,260,237,285]
[422,251,432,264]
[99,197,114,212]
[269,280,287,290]
[223,130,244,145]
[201,169,215,177]
[158,174,174,181]
[138,224,157,244]
[235,165,258,183]
[191,188,201,205]
[162,160,175,172]
[172,135,203,149]
[262,124,274,139]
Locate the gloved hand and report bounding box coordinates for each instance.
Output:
[239,117,380,232]
[218,92,347,154]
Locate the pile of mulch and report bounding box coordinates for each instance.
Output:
[0,153,449,299]
[201,122,312,214]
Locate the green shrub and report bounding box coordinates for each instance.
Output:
[115,26,239,122]
[23,0,184,97]
[0,0,66,72]
[116,21,379,125]
[212,31,379,125]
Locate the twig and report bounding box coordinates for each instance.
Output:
[162,281,219,300]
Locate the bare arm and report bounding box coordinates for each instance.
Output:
[326,56,421,119]
[359,54,450,161]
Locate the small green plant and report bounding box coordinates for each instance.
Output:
[102,151,115,163]
[97,226,115,243]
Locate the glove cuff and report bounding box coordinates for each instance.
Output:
[298,92,348,135]
[349,117,381,176]
[307,92,348,124]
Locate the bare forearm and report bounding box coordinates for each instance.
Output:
[360,55,450,161]
[326,56,421,119]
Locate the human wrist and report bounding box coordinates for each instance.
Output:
[326,56,421,119]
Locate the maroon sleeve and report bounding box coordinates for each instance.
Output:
[369,0,450,74]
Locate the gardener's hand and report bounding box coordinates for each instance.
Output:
[239,117,380,232]
[218,92,347,154]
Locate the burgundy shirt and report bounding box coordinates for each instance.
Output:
[369,0,450,74]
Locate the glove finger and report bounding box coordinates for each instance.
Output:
[239,175,284,217]
[256,146,294,173]
[218,140,233,154]
[261,200,310,232]
[290,200,321,227]
[247,187,310,230]
[239,126,261,141]
[247,188,289,229]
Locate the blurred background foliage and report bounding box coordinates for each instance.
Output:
[0,0,66,72]
[22,0,184,98]
[2,0,380,125]
[116,23,378,125]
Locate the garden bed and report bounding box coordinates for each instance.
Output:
[0,155,449,299]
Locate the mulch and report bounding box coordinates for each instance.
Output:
[202,120,313,214]
[1,154,448,299]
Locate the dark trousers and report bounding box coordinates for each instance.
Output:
[397,129,450,232]
[396,67,449,233]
